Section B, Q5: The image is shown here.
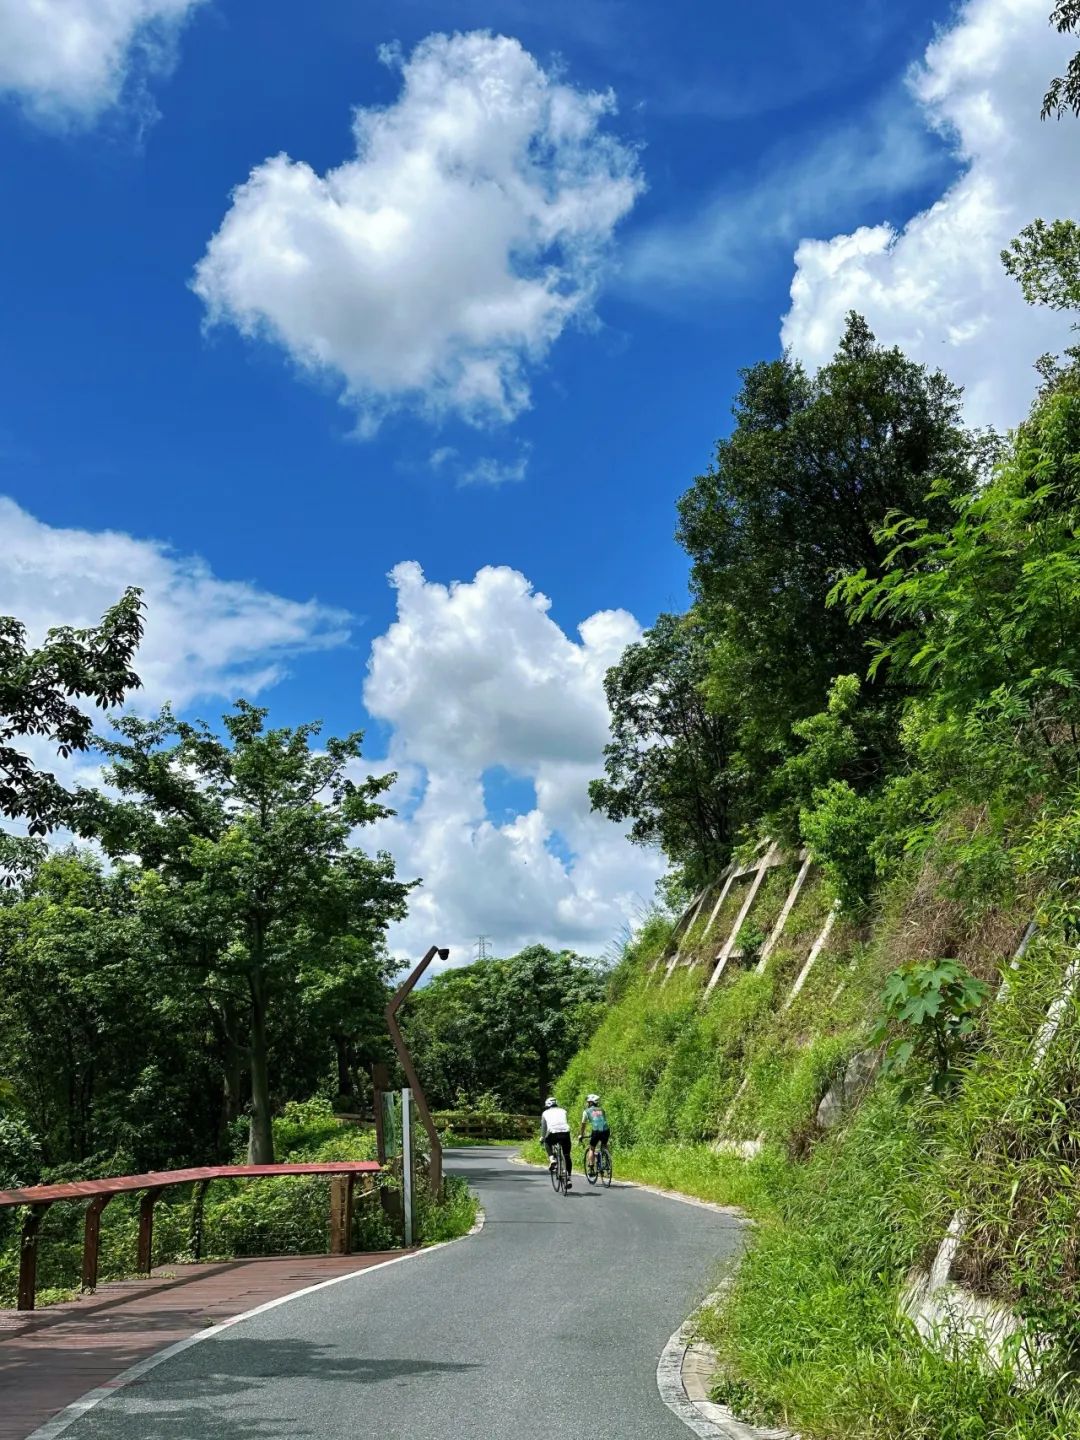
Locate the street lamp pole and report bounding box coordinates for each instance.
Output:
[385,944,449,1196]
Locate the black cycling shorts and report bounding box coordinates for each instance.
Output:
[589,1129,610,1149]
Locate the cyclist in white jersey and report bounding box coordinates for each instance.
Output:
[540,1097,573,1188]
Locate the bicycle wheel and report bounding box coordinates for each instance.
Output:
[549,1151,561,1192]
[557,1149,568,1196]
[600,1146,612,1187]
[585,1148,598,1185]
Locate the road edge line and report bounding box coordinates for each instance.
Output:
[24,1208,487,1440]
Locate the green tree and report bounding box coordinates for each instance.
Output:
[589,611,737,886]
[497,945,605,1109]
[0,589,143,869]
[81,702,412,1163]
[676,314,979,784]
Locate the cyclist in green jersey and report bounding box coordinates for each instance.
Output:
[578,1093,611,1171]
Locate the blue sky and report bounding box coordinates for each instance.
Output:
[0,0,1076,963]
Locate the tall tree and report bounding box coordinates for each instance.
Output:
[0,850,216,1171]
[81,702,412,1163]
[589,611,737,886]
[675,313,979,792]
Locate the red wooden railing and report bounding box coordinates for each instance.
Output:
[0,1161,381,1311]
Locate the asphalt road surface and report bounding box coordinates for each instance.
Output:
[56,1147,745,1440]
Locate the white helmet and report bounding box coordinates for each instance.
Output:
[586,1093,600,1105]
[544,1096,557,1109]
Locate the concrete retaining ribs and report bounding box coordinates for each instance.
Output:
[651,885,710,978]
[656,843,831,1003]
[705,842,782,994]
[756,852,812,974]
[782,903,839,1012]
[664,886,711,980]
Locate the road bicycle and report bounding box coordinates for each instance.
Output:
[549,1141,569,1196]
[583,1139,613,1187]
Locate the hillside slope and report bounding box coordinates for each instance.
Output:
[549,840,1080,1439]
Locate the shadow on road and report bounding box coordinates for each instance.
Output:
[74,1338,482,1439]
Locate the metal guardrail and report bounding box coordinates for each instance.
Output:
[0,1160,381,1311]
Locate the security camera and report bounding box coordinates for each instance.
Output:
[437,947,450,961]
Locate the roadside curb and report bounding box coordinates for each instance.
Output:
[657,1321,794,1440]
[24,1208,487,1440]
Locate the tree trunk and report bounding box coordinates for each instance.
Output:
[247,964,275,1164]
[335,1035,355,1100]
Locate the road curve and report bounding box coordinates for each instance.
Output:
[55,1148,744,1439]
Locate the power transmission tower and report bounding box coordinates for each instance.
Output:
[475,934,492,961]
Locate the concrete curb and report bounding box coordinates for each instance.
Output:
[25,1205,487,1440]
[657,1322,794,1440]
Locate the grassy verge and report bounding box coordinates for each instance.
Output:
[0,1097,479,1307]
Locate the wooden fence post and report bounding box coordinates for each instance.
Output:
[18,1203,52,1311]
[137,1188,163,1276]
[81,1194,113,1292]
[189,1179,211,1263]
[329,1174,356,1256]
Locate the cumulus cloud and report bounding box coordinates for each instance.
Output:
[193,31,643,433]
[359,561,663,964]
[0,496,350,713]
[782,0,1080,430]
[0,0,203,124]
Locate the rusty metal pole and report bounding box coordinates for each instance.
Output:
[386,944,448,1196]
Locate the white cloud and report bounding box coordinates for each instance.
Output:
[193,31,643,433]
[428,444,530,487]
[782,0,1080,429]
[0,0,203,124]
[0,496,350,713]
[623,97,943,297]
[359,561,663,963]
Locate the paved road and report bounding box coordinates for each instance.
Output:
[56,1148,744,1440]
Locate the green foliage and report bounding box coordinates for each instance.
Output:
[402,945,606,1113]
[1002,218,1080,312]
[1041,1,1080,119]
[800,781,878,913]
[0,588,143,847]
[678,312,977,810]
[873,959,990,1096]
[589,611,737,887]
[835,381,1080,813]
